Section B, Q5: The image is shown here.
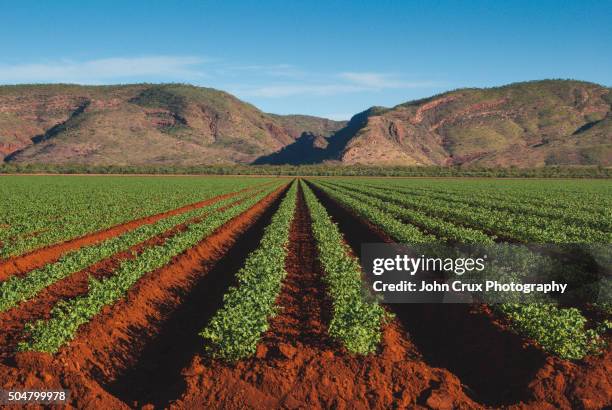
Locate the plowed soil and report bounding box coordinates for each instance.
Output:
[0,183,270,281]
[307,181,612,409]
[170,185,480,409]
[0,184,288,409]
[0,188,267,363]
[0,180,609,410]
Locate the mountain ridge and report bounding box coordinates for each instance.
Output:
[1,80,610,167]
[262,79,610,167]
[0,83,345,166]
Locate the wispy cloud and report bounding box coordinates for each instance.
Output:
[340,72,436,89]
[222,63,305,78]
[0,56,208,84]
[0,56,439,101]
[231,72,437,98]
[234,84,364,98]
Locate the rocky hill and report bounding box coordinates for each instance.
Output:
[332,80,611,167]
[0,84,344,165]
[1,80,610,167]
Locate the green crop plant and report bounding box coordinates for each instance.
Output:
[200,182,298,361]
[302,182,389,354]
[0,176,277,258]
[18,183,284,353]
[307,178,611,360]
[0,186,266,312]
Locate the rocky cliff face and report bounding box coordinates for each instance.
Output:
[0,89,92,157]
[334,80,611,167]
[0,84,343,165]
[1,80,610,167]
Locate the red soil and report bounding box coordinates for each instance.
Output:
[173,185,480,409]
[0,181,609,409]
[521,347,612,409]
[0,182,270,281]
[0,184,288,409]
[0,188,267,363]
[306,181,612,409]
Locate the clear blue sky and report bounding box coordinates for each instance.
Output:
[1,0,610,119]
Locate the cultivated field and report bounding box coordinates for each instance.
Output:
[0,175,610,409]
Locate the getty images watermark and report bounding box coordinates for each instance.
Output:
[360,243,611,304]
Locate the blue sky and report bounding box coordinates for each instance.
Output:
[1,0,610,119]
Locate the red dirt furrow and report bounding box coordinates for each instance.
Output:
[172,184,480,409]
[0,189,267,364]
[0,184,289,409]
[1,180,608,409]
[0,182,271,282]
[103,187,290,407]
[306,181,612,409]
[518,347,612,409]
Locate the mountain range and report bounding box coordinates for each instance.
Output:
[0,80,610,167]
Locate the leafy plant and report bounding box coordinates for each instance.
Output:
[500,304,606,360]
[0,176,277,258]
[0,186,265,312]
[17,183,285,353]
[302,182,389,354]
[200,182,297,361]
[308,178,611,360]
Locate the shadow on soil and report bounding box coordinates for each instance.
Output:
[306,181,547,406]
[105,187,288,408]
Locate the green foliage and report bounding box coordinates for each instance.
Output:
[319,181,495,243]
[309,177,611,360]
[302,182,389,354]
[200,182,298,361]
[0,163,610,178]
[500,304,606,360]
[17,184,283,353]
[5,173,610,362]
[0,176,276,258]
[361,180,610,232]
[311,183,435,244]
[320,178,611,243]
[0,187,260,312]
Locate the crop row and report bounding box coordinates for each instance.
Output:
[309,183,434,243]
[499,303,607,359]
[302,182,388,354]
[334,180,610,243]
[352,180,611,232]
[366,178,612,215]
[0,186,267,312]
[308,180,609,359]
[322,180,610,243]
[317,181,494,243]
[0,176,275,258]
[200,182,298,361]
[18,184,283,353]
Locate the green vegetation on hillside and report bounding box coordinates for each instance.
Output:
[0,80,609,168]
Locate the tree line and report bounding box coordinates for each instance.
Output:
[0,163,609,178]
